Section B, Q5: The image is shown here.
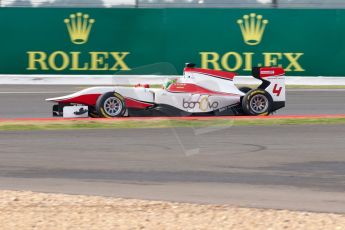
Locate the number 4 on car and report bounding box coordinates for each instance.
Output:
[46,63,286,118]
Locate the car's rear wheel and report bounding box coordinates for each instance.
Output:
[242,89,272,116]
[96,92,126,118]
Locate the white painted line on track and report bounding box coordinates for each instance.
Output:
[2,74,345,85]
[0,91,74,94]
[2,89,345,94]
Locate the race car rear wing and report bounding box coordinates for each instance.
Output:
[252,67,285,103]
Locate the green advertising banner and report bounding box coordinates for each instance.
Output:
[0,8,344,76]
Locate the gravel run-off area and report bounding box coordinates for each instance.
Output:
[0,190,344,230]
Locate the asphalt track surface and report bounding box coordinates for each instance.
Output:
[1,126,345,213]
[0,85,345,117]
[0,85,345,213]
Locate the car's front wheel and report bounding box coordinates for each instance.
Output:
[96,92,126,118]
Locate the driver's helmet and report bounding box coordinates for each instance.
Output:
[163,78,177,89]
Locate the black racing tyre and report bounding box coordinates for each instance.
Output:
[96,92,126,118]
[241,89,272,116]
[238,86,252,93]
[88,106,99,118]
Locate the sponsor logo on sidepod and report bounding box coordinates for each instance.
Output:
[183,96,219,111]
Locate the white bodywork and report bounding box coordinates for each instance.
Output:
[264,75,286,102]
[182,71,244,95]
[47,73,245,113]
[46,66,285,116]
[63,106,89,118]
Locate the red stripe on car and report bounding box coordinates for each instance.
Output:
[259,67,285,78]
[57,94,101,106]
[125,98,154,109]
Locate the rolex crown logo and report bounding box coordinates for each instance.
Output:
[237,13,268,46]
[64,12,95,45]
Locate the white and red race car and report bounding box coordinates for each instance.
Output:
[46,63,285,118]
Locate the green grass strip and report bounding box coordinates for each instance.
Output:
[0,117,345,131]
